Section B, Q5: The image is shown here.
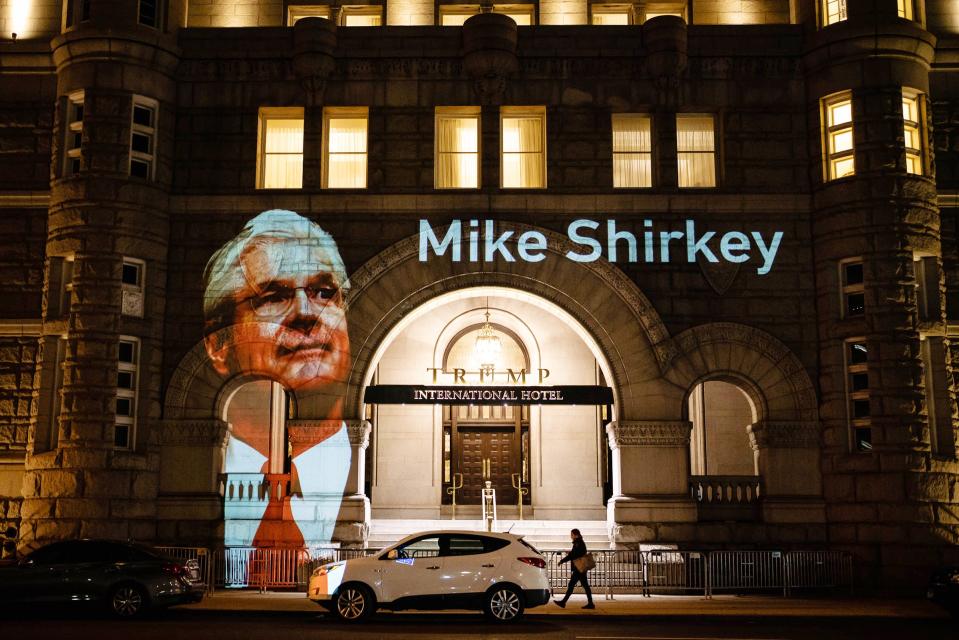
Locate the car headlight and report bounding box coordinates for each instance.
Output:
[311,565,330,578]
[950,571,959,585]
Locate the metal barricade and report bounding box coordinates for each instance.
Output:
[707,550,786,597]
[643,550,707,596]
[785,551,854,596]
[155,545,213,593]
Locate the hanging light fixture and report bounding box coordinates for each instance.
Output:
[473,299,502,372]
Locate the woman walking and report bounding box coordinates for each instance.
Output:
[554,528,595,609]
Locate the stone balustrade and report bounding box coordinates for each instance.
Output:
[689,475,763,522]
[219,473,293,503]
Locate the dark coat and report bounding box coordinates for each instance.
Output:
[559,537,587,566]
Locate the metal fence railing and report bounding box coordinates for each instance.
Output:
[155,545,853,599]
[543,549,850,599]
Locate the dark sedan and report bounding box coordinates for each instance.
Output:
[928,564,959,617]
[0,539,205,617]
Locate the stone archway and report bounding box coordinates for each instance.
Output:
[662,322,822,513]
[342,221,675,421]
[663,322,818,425]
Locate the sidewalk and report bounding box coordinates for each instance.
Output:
[184,591,949,619]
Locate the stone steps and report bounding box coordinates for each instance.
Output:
[368,518,610,551]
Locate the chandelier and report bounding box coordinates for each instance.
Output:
[474,307,502,372]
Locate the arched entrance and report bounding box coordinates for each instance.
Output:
[359,286,618,523]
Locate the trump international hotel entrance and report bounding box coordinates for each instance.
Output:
[362,287,613,522]
[442,405,531,509]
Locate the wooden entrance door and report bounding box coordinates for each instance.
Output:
[458,427,517,506]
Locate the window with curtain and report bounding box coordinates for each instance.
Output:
[823,92,854,181]
[257,108,304,189]
[435,107,480,189]
[897,0,914,20]
[612,114,652,188]
[902,89,923,175]
[822,0,847,26]
[676,114,716,188]
[287,4,332,24]
[438,4,533,25]
[644,2,686,20]
[495,5,535,25]
[341,6,383,25]
[592,4,632,24]
[501,107,546,189]
[324,108,368,189]
[439,5,478,25]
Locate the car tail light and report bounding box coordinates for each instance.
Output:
[517,557,546,569]
[162,562,187,578]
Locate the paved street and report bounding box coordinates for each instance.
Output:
[1,594,954,640]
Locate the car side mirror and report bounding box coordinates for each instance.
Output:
[17,557,34,568]
[384,549,398,560]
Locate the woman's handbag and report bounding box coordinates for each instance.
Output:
[572,553,596,573]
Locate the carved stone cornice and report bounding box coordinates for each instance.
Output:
[287,419,344,446]
[748,421,820,450]
[345,420,372,448]
[155,420,228,446]
[606,421,692,448]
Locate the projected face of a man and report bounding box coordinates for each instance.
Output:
[205,226,350,394]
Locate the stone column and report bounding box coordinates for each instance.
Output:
[748,421,825,523]
[154,419,229,546]
[605,420,696,542]
[334,420,371,546]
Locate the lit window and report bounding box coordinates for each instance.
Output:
[288,4,332,24]
[676,114,716,188]
[612,114,652,188]
[902,89,923,176]
[436,107,480,189]
[494,4,535,25]
[501,107,546,189]
[64,91,84,176]
[823,92,854,181]
[840,259,864,318]
[121,258,145,318]
[644,2,686,20]
[324,107,369,189]
[592,4,632,24]
[116,337,139,450]
[439,5,478,25]
[897,0,913,20]
[438,4,534,25]
[257,107,304,189]
[822,0,847,26]
[845,339,871,452]
[138,0,159,28]
[129,96,157,180]
[341,5,383,25]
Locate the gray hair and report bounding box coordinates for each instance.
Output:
[202,209,349,329]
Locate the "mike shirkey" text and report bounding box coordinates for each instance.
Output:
[418,219,784,275]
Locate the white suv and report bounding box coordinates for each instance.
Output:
[308,530,550,622]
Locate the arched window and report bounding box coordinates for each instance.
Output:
[687,379,757,476]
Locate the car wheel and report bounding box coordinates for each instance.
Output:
[484,585,524,622]
[333,584,374,622]
[109,583,149,618]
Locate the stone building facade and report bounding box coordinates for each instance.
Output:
[0,0,958,588]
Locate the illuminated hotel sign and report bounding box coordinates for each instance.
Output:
[364,385,613,405]
[419,219,785,275]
